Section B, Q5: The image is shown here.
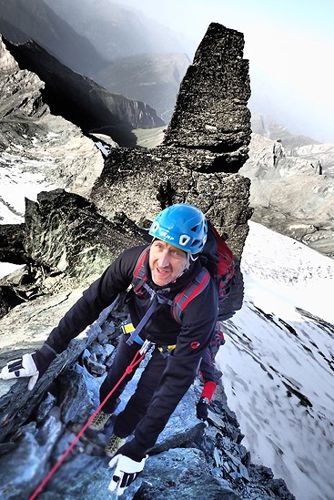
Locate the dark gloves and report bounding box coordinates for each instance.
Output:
[196,397,209,421]
[108,439,147,496]
[0,343,57,390]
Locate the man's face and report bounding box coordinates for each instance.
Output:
[149,240,189,286]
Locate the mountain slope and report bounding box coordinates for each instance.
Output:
[0,0,107,75]
[4,38,164,146]
[0,35,104,222]
[240,133,334,257]
[219,221,334,500]
[95,52,190,122]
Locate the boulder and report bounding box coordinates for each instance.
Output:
[23,189,149,285]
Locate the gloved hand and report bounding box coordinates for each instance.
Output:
[196,397,209,421]
[0,344,57,390]
[0,353,39,390]
[108,453,146,496]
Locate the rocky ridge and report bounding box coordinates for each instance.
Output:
[0,301,294,500]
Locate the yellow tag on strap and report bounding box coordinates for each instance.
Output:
[158,344,176,353]
[121,322,135,334]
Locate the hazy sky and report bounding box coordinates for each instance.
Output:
[124,0,334,143]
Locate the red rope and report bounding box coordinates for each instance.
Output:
[29,350,145,500]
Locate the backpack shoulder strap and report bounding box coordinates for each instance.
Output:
[132,246,150,295]
[172,268,211,323]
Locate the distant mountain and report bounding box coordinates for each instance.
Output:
[0,0,108,75]
[0,0,191,122]
[95,52,190,122]
[44,0,192,60]
[43,0,192,120]
[251,113,319,149]
[4,38,164,147]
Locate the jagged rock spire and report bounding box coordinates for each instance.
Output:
[163,23,251,173]
[91,23,253,257]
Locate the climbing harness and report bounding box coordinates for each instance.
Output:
[28,340,152,500]
[123,320,176,358]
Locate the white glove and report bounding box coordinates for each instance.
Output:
[0,353,39,390]
[108,453,146,496]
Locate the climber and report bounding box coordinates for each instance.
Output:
[273,139,286,167]
[1,203,218,496]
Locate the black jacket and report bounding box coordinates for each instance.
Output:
[41,245,218,453]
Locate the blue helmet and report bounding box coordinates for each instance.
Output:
[149,204,208,254]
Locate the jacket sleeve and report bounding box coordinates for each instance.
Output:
[133,278,218,454]
[42,246,142,354]
[199,348,217,383]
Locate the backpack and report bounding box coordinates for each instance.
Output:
[132,221,242,323]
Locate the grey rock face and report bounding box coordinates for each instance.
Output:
[91,147,251,258]
[0,286,24,319]
[163,23,251,173]
[0,224,27,264]
[136,448,239,500]
[0,36,48,120]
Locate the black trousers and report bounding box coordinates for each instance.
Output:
[99,334,167,438]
